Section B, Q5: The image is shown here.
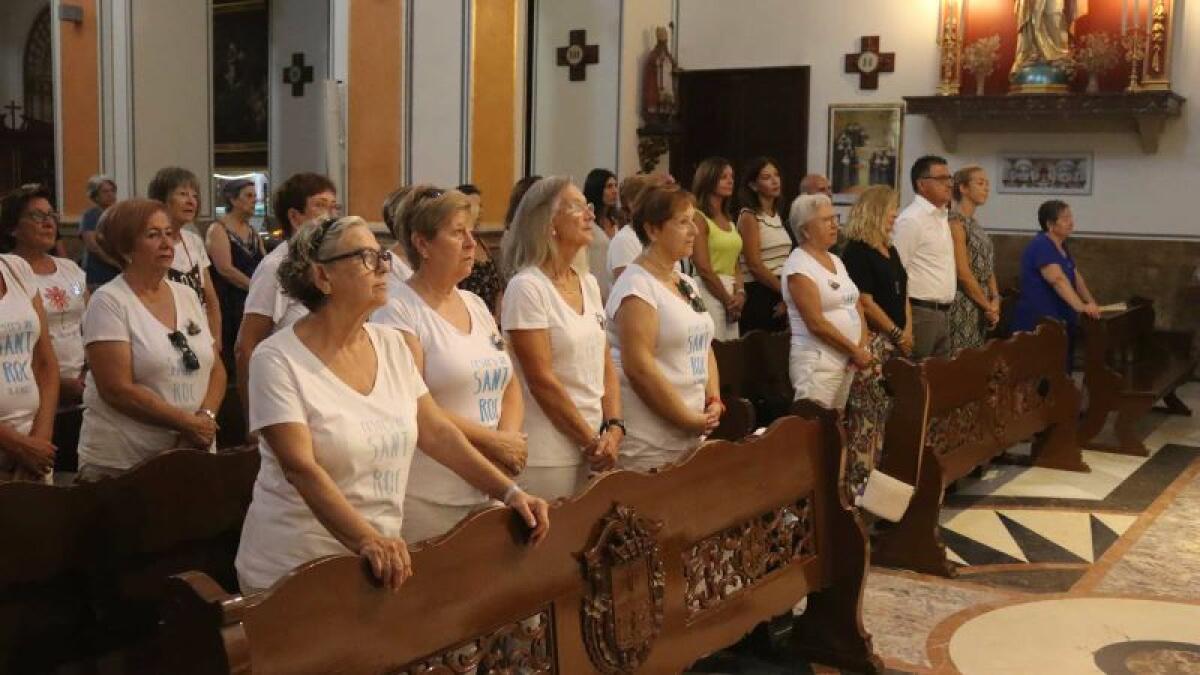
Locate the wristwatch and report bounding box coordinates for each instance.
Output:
[600,418,626,435]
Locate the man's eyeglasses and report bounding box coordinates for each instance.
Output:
[22,210,59,224]
[318,247,394,272]
[920,175,953,184]
[167,331,201,371]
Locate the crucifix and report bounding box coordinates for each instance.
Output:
[3,100,22,130]
[844,36,895,90]
[556,30,599,82]
[283,52,314,97]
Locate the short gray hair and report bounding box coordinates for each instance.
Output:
[277,215,370,311]
[789,193,833,242]
[86,174,116,200]
[501,175,572,275]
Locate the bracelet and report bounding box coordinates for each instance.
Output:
[888,325,903,342]
[197,408,217,421]
[502,484,523,506]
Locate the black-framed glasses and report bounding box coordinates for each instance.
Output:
[167,331,201,371]
[318,247,393,272]
[676,278,707,313]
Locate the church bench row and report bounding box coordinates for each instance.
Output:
[1077,297,1196,456]
[872,320,1089,577]
[160,412,882,674]
[0,447,258,674]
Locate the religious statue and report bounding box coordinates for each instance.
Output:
[640,25,679,128]
[1010,0,1088,93]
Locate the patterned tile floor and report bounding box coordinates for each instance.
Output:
[688,383,1200,674]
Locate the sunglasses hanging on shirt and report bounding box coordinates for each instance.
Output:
[167,331,201,371]
[676,278,707,313]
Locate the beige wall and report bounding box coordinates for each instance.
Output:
[130,0,212,216]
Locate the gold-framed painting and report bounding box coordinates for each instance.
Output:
[826,103,904,205]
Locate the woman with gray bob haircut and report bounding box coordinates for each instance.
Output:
[501,177,623,500]
[235,216,549,594]
[781,193,872,409]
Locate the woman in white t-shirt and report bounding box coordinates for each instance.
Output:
[373,187,524,542]
[781,194,872,409]
[502,177,623,500]
[607,185,721,472]
[147,167,222,348]
[4,185,88,405]
[237,216,549,593]
[0,187,61,482]
[77,199,227,481]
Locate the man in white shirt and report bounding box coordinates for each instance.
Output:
[892,155,955,359]
[234,172,337,438]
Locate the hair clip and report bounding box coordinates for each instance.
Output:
[186,320,202,336]
[491,333,505,351]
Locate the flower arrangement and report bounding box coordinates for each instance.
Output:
[1073,32,1120,93]
[962,35,1001,96]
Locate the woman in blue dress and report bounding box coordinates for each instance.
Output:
[1012,200,1101,369]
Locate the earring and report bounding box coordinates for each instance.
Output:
[551,229,557,236]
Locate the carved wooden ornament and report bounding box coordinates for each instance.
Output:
[579,504,665,674]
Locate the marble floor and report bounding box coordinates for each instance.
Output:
[689,383,1200,674]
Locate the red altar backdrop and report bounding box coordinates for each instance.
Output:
[962,0,1140,94]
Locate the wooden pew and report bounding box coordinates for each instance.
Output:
[718,330,793,429]
[0,446,259,673]
[1078,298,1196,456]
[162,413,883,674]
[872,320,1088,577]
[709,337,755,441]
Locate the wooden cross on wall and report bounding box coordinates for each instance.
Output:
[556,30,599,81]
[844,36,894,90]
[283,52,314,97]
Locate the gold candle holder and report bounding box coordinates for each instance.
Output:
[1121,29,1147,92]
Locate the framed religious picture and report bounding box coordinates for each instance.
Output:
[826,103,904,205]
[213,0,269,168]
[997,152,1093,195]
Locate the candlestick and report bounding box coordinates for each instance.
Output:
[1134,0,1142,29]
[1122,0,1128,34]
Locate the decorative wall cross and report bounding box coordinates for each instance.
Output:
[3,101,22,130]
[556,29,599,81]
[845,36,895,90]
[283,52,314,97]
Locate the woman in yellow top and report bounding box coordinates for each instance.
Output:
[690,157,744,340]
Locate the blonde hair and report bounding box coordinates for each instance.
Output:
[952,165,985,203]
[845,185,898,250]
[395,185,471,271]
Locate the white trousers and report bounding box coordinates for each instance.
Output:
[517,464,591,502]
[696,274,740,341]
[789,343,853,410]
[402,495,495,544]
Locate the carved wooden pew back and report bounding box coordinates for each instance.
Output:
[1078,298,1196,455]
[872,320,1088,577]
[162,414,881,674]
[0,447,259,673]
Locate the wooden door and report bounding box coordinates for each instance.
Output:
[671,66,809,211]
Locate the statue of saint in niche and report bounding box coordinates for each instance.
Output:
[1012,0,1088,75]
[641,25,679,128]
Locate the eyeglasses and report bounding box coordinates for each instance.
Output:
[561,201,595,217]
[318,247,394,272]
[167,331,201,371]
[920,175,953,184]
[22,210,59,224]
